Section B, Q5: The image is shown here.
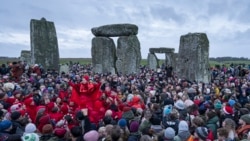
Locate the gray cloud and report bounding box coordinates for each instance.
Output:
[0,0,250,59]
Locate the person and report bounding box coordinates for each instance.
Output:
[236,114,250,140]
[174,120,193,141]
[222,118,237,141]
[216,128,232,141]
[194,127,209,141]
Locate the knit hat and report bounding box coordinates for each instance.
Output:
[178,121,188,132]
[240,114,250,124]
[174,100,185,110]
[228,99,236,107]
[195,127,208,140]
[129,121,139,132]
[25,123,37,134]
[0,120,12,131]
[42,124,53,134]
[21,133,40,141]
[214,101,222,109]
[122,110,135,121]
[10,111,21,120]
[163,105,172,116]
[10,103,22,112]
[54,128,67,138]
[83,130,99,141]
[223,105,233,114]
[164,127,175,140]
[118,118,127,128]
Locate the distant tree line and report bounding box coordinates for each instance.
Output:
[210,57,249,62]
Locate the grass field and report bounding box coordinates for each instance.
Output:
[0,58,250,67]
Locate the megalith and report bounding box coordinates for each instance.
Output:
[91,23,141,75]
[176,33,210,83]
[30,17,59,71]
[91,24,138,37]
[20,50,31,64]
[148,47,175,69]
[116,35,141,74]
[147,53,158,70]
[91,37,116,74]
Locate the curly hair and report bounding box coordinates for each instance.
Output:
[223,118,236,130]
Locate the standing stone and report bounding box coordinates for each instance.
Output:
[30,17,59,71]
[20,50,31,64]
[91,24,138,37]
[116,35,141,74]
[147,53,158,70]
[91,37,116,74]
[176,33,210,83]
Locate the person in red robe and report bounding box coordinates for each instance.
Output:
[65,75,103,123]
[23,97,37,122]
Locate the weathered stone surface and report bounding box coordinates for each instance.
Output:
[91,24,138,37]
[176,33,210,83]
[91,37,116,74]
[149,47,175,54]
[20,50,31,64]
[148,47,175,69]
[147,53,158,70]
[30,17,59,71]
[116,35,141,74]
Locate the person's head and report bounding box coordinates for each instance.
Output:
[194,127,208,141]
[164,127,175,140]
[192,116,205,127]
[222,118,236,130]
[83,130,99,141]
[0,120,12,132]
[98,126,106,138]
[239,114,250,126]
[24,123,37,134]
[178,120,189,133]
[21,133,39,141]
[70,126,82,138]
[111,125,121,141]
[217,128,229,141]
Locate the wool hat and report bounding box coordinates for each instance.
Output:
[178,121,188,132]
[122,110,135,121]
[214,101,222,109]
[228,99,236,107]
[42,124,53,134]
[195,127,208,140]
[118,118,127,128]
[83,130,99,141]
[240,114,250,124]
[10,103,22,112]
[10,111,21,121]
[223,105,233,115]
[25,123,37,133]
[174,100,185,110]
[164,127,175,139]
[129,121,139,132]
[21,133,40,141]
[0,120,12,131]
[54,128,67,138]
[163,105,172,116]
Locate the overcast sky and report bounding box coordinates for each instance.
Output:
[0,0,250,59]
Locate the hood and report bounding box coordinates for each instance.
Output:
[207,116,219,124]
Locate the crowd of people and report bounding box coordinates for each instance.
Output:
[0,60,250,141]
